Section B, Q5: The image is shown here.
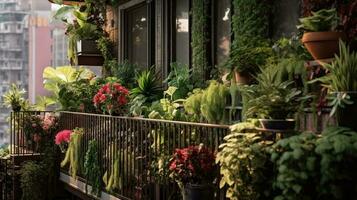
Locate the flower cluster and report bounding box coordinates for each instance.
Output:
[169,145,216,185]
[23,113,59,144]
[93,82,129,115]
[55,130,73,152]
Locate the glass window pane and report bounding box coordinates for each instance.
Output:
[216,0,231,64]
[127,4,148,69]
[175,0,189,65]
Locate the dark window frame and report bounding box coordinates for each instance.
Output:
[118,0,155,69]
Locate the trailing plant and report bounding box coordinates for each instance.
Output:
[309,41,357,116]
[164,63,193,100]
[20,161,47,200]
[240,66,302,119]
[191,0,210,88]
[298,8,340,32]
[84,140,101,197]
[103,144,135,192]
[61,128,84,178]
[131,68,162,103]
[53,0,107,65]
[2,84,26,112]
[271,133,320,200]
[216,121,275,200]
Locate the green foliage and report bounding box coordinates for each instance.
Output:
[228,38,273,74]
[103,144,135,192]
[43,66,96,111]
[111,60,137,89]
[20,161,47,200]
[309,41,357,116]
[183,89,204,122]
[164,63,193,100]
[148,87,187,121]
[200,81,229,124]
[298,8,339,32]
[271,133,320,200]
[131,68,162,103]
[227,0,273,75]
[2,84,26,111]
[54,0,107,65]
[315,127,357,199]
[84,140,101,197]
[61,128,84,178]
[271,127,357,200]
[240,66,302,119]
[183,81,228,124]
[191,0,209,87]
[216,121,274,200]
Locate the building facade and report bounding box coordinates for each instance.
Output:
[0,0,29,144]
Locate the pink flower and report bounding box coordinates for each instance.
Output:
[55,130,73,145]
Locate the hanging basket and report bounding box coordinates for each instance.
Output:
[77,40,104,66]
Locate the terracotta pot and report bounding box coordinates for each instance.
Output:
[302,31,346,60]
[234,71,252,85]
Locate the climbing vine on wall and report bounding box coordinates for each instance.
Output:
[228,0,273,74]
[191,0,210,88]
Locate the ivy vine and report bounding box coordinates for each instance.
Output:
[191,0,210,88]
[228,0,273,75]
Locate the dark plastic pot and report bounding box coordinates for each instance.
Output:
[259,119,296,131]
[336,92,357,131]
[183,184,213,200]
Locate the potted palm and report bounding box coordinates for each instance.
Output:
[299,8,345,60]
[310,41,357,131]
[2,84,26,112]
[240,66,302,131]
[169,145,216,200]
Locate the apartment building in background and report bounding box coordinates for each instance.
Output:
[0,0,68,145]
[0,0,29,144]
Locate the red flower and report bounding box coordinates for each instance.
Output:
[93,82,129,115]
[168,145,216,185]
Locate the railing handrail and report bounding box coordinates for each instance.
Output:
[11,111,231,129]
[59,111,231,129]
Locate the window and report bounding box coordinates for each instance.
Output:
[120,1,154,70]
[214,0,231,65]
[174,0,190,66]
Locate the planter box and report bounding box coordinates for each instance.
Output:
[76,40,104,66]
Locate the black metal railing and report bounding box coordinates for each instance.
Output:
[9,111,56,156]
[58,111,230,200]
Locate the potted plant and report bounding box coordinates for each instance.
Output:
[2,84,26,112]
[53,1,106,65]
[93,82,130,115]
[310,41,357,131]
[227,37,272,85]
[240,66,302,130]
[299,8,346,60]
[169,145,216,200]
